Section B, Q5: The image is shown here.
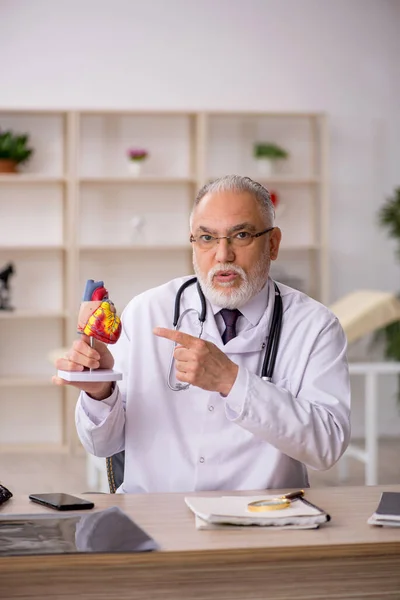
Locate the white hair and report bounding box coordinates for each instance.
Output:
[190,175,275,227]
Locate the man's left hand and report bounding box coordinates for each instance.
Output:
[153,327,239,395]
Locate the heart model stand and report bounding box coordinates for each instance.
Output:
[57,279,123,382]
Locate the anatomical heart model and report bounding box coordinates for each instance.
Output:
[77,279,122,344]
[57,279,123,383]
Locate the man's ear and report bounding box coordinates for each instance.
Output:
[270,227,282,261]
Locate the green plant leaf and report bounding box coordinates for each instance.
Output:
[0,128,34,164]
[377,187,400,403]
[253,142,288,160]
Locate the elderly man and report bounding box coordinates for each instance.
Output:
[54,175,350,493]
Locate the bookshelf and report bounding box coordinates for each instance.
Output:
[0,109,329,451]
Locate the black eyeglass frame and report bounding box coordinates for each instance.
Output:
[190,226,275,246]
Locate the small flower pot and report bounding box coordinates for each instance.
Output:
[0,160,17,174]
[128,161,142,177]
[256,158,273,178]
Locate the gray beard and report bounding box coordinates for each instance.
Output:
[192,253,270,309]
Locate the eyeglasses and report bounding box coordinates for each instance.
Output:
[190,227,274,250]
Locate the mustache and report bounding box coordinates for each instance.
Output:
[207,263,247,283]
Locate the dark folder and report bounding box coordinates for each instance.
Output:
[376,492,400,517]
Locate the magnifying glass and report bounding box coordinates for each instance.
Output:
[247,489,305,512]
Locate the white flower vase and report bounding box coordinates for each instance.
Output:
[128,161,142,177]
[256,158,274,178]
[130,215,146,244]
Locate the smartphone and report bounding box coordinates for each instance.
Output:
[28,493,95,511]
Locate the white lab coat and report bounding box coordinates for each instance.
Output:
[76,277,350,493]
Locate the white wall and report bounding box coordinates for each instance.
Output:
[1,0,400,438]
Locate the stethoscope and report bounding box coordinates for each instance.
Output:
[167,277,283,391]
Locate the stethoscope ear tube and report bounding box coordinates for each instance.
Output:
[173,276,198,327]
[266,288,283,381]
[261,282,282,381]
[196,281,207,323]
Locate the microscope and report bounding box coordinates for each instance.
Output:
[0,262,15,310]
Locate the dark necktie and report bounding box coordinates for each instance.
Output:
[220,308,241,344]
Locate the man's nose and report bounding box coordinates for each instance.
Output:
[214,238,235,262]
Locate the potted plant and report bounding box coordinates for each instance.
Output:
[126,147,148,177]
[377,187,400,374]
[253,142,288,177]
[0,129,34,173]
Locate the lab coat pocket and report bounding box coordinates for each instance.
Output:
[273,376,301,399]
[272,377,293,395]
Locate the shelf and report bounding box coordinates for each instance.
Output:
[0,175,66,184]
[0,245,67,252]
[208,176,320,185]
[255,177,320,185]
[280,244,321,252]
[79,176,196,184]
[0,377,53,387]
[0,108,67,115]
[207,111,323,118]
[0,442,69,454]
[0,310,68,319]
[79,109,197,116]
[80,244,190,252]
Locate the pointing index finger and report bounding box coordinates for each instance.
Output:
[153,327,200,348]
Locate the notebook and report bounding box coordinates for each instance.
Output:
[368,492,400,527]
[185,494,330,530]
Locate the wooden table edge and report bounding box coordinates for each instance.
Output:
[1,540,400,572]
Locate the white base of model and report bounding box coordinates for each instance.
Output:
[57,368,123,382]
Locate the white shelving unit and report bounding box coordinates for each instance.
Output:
[0,109,329,452]
[0,109,73,453]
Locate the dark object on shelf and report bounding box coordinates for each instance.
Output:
[0,483,13,506]
[0,262,15,310]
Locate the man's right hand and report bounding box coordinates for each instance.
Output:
[52,334,115,400]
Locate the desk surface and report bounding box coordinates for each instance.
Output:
[2,485,400,600]
[1,484,400,563]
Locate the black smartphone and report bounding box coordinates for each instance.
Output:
[28,493,95,511]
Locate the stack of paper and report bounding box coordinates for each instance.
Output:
[368,492,400,527]
[185,494,330,530]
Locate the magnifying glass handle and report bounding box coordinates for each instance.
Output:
[282,489,305,501]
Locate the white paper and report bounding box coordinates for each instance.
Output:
[185,495,327,528]
[368,513,400,527]
[194,515,319,530]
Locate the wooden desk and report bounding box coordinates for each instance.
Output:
[1,485,400,599]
